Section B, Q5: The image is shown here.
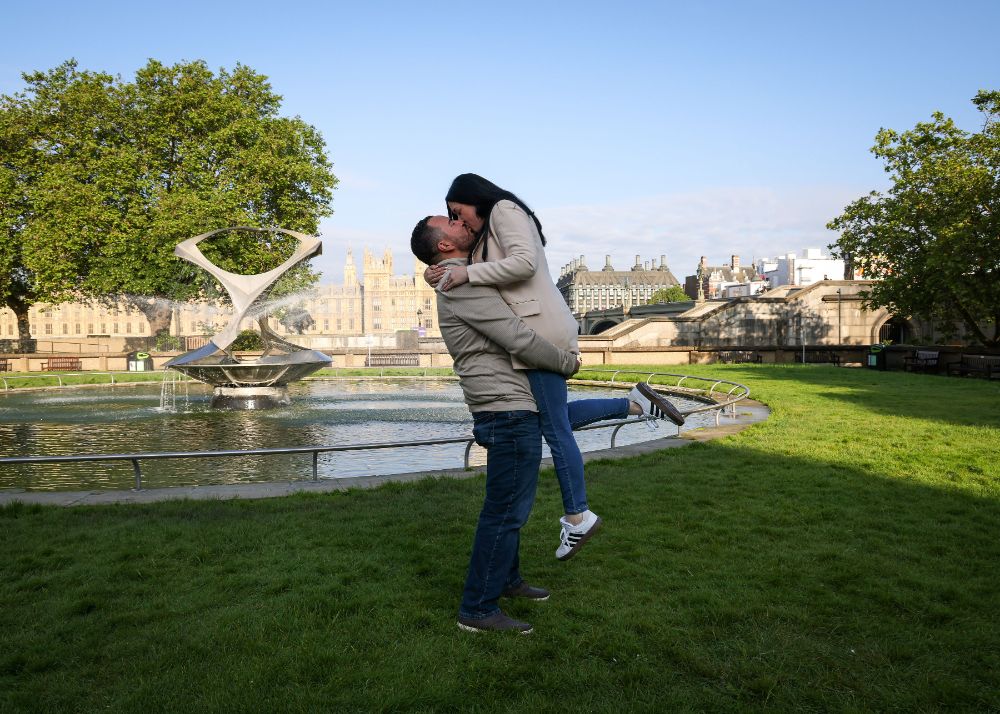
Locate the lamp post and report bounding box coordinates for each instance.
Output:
[416,308,423,335]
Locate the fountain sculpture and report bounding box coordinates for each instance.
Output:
[164,227,332,409]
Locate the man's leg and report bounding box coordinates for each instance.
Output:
[459,410,542,624]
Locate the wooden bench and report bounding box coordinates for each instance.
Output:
[795,352,841,366]
[904,350,940,373]
[365,354,420,367]
[0,358,10,372]
[41,357,83,371]
[948,354,1000,379]
[718,350,762,364]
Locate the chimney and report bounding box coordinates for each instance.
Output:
[578,254,588,271]
[732,255,740,271]
[651,258,658,270]
[659,254,668,271]
[632,255,642,271]
[603,255,614,272]
[644,261,650,271]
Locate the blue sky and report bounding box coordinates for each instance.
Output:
[2,0,997,283]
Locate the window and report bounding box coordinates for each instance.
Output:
[126,323,132,334]
[45,324,53,335]
[87,323,93,334]
[101,323,107,333]
[113,323,119,334]
[323,319,329,330]
[75,324,82,334]
[62,324,68,334]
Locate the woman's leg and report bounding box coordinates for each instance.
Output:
[526,369,588,516]
[567,397,631,430]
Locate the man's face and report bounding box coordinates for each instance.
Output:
[428,216,473,251]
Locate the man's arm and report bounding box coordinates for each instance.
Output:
[439,283,578,376]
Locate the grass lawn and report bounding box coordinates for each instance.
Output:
[2,364,998,711]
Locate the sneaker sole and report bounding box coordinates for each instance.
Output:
[457,622,533,635]
[556,515,603,561]
[637,383,685,426]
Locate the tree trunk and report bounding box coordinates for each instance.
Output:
[133,298,174,338]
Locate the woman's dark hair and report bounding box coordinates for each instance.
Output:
[445,174,546,261]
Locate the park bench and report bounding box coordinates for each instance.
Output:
[795,352,841,366]
[41,357,83,371]
[364,354,420,367]
[904,350,940,373]
[947,354,1000,380]
[718,350,762,364]
[0,358,10,372]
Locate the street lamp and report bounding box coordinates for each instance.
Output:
[416,308,423,332]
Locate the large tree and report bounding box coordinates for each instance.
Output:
[828,90,999,347]
[0,59,337,343]
[650,285,690,303]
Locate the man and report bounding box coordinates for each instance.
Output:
[411,215,580,635]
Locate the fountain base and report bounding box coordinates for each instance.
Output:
[210,386,291,410]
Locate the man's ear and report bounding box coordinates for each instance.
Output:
[436,237,457,253]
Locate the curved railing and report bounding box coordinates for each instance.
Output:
[0,370,750,491]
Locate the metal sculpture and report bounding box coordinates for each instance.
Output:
[164,227,332,409]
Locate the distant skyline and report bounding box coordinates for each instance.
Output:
[3,0,997,283]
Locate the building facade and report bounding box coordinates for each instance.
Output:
[684,255,760,300]
[0,247,440,350]
[556,254,681,314]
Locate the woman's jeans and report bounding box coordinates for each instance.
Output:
[459,410,542,620]
[526,369,630,516]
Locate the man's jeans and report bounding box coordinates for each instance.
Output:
[459,410,542,620]
[526,369,630,515]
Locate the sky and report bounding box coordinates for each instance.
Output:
[2,0,998,284]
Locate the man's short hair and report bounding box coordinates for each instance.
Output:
[410,216,442,265]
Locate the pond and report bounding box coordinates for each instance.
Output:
[0,379,712,491]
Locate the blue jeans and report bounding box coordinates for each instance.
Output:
[526,370,630,516]
[459,410,543,620]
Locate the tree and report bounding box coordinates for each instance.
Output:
[650,285,690,303]
[0,59,337,344]
[828,90,1000,347]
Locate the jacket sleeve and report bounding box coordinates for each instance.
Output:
[449,284,578,376]
[466,201,540,286]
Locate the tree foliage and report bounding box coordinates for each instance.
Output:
[650,285,690,303]
[828,91,999,347]
[0,59,337,340]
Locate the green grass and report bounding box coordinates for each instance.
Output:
[0,370,172,389]
[2,365,999,711]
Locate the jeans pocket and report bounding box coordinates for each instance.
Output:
[472,413,496,447]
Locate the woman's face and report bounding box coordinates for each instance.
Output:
[447,202,484,233]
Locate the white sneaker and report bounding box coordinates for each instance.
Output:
[628,383,686,426]
[555,510,602,561]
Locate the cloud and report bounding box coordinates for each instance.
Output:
[541,184,862,279]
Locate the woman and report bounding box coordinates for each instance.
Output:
[428,173,684,561]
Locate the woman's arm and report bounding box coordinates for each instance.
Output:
[466,201,540,286]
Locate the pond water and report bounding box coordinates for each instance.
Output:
[0,379,712,491]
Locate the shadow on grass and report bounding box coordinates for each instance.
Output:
[670,364,1000,429]
[2,437,998,711]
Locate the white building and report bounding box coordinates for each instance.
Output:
[757,248,845,287]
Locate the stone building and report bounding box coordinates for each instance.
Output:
[684,255,760,300]
[556,254,681,314]
[0,247,440,351]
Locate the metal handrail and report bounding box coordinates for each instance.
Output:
[0,370,750,490]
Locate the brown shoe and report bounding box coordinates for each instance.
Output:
[457,611,533,634]
[501,582,550,601]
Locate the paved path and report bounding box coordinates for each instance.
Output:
[0,401,769,507]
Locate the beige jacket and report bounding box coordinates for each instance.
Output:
[435,258,579,413]
[466,200,579,369]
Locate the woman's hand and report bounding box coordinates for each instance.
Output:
[423,264,447,287]
[439,265,469,291]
